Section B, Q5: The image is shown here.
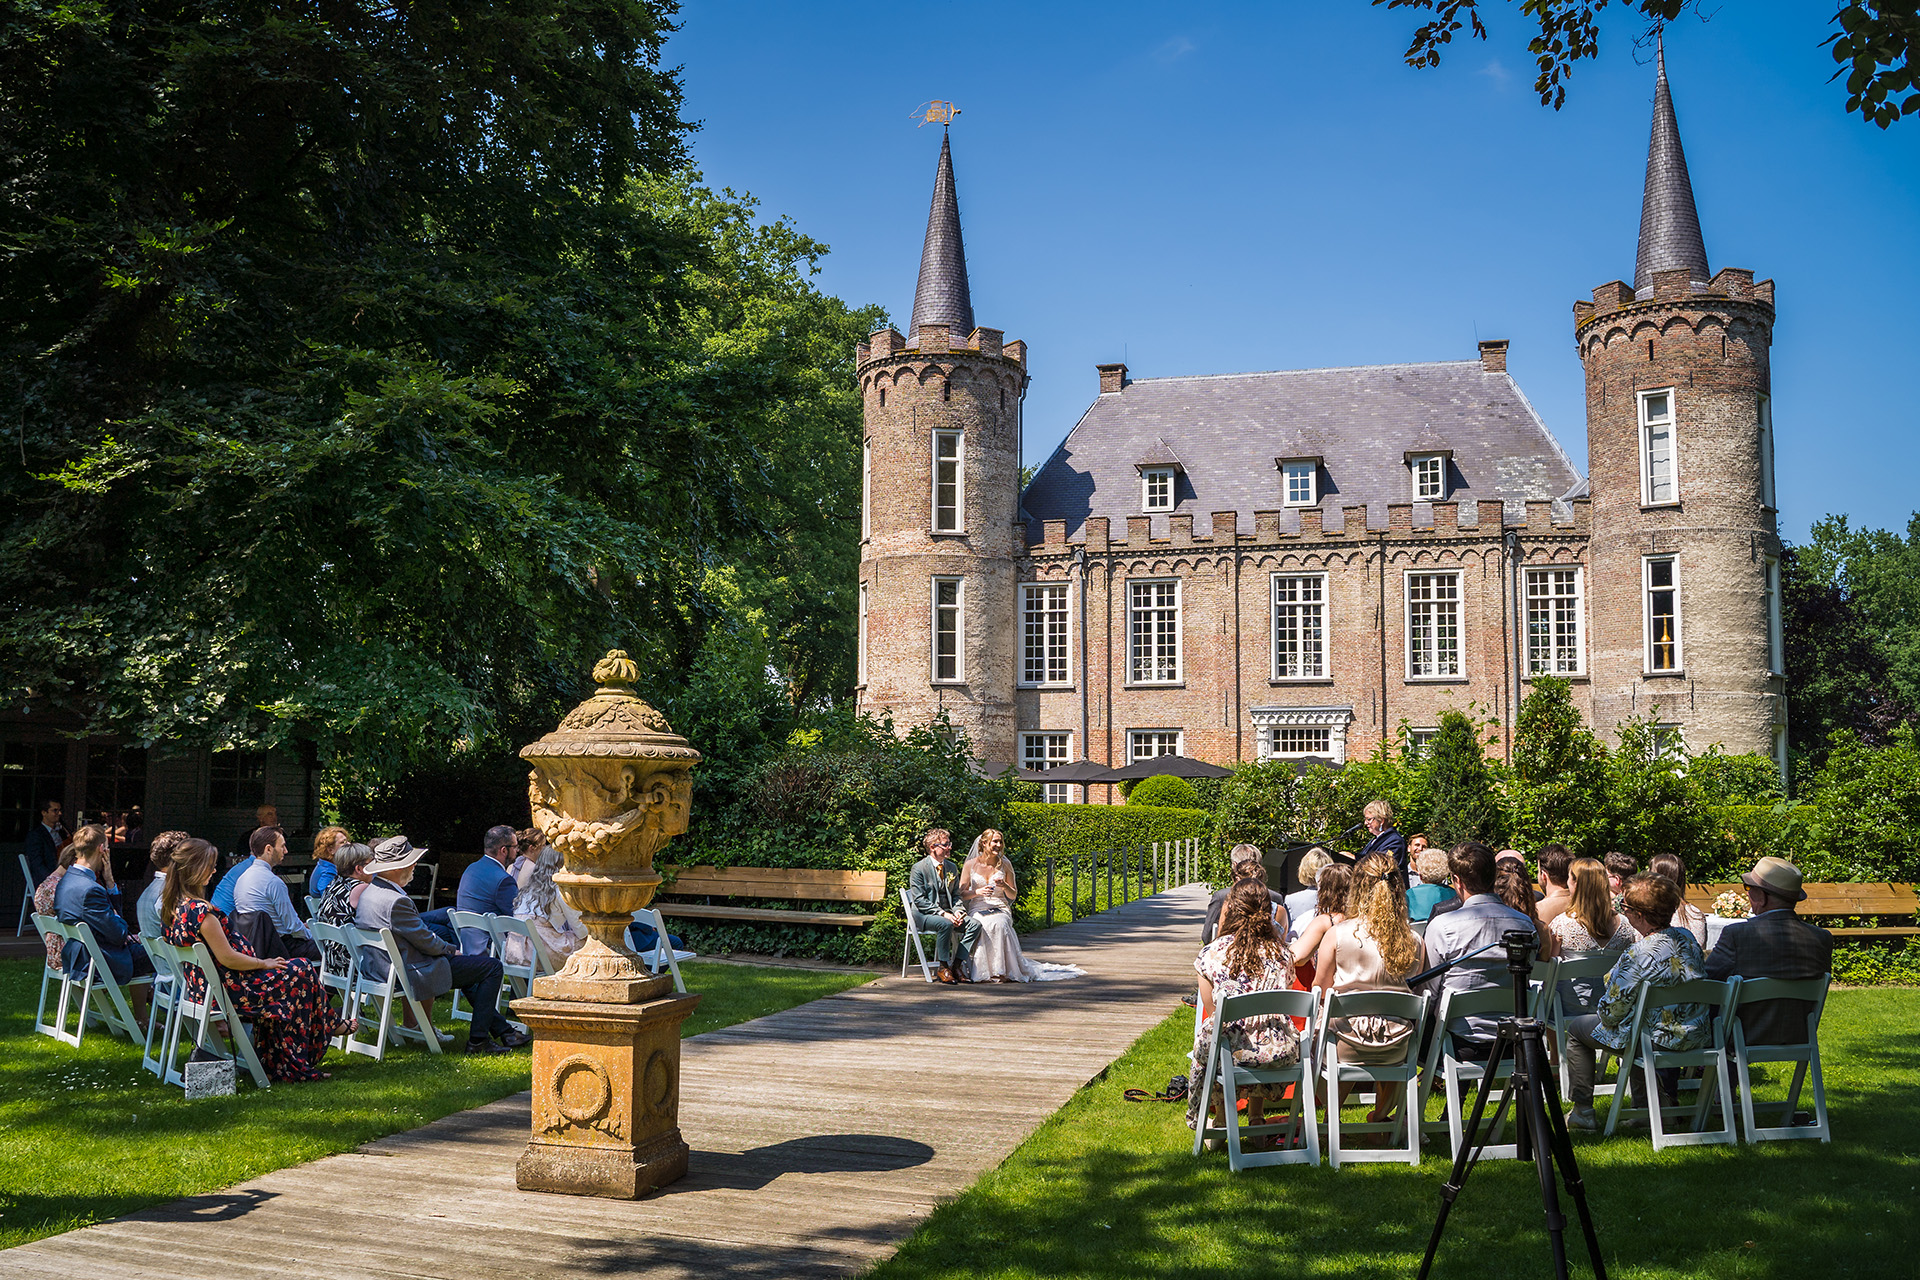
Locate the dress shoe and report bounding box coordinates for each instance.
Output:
[495,1029,532,1049]
[464,1036,510,1055]
[935,965,957,984]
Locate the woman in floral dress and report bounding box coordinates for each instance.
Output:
[161,838,343,1082]
[1561,874,1709,1130]
[1190,879,1302,1138]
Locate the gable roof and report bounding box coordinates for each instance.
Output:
[1020,359,1582,541]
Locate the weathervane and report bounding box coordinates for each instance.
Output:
[913,100,961,127]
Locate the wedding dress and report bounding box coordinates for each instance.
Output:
[961,836,1081,983]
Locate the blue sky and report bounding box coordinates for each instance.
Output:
[665,2,1919,544]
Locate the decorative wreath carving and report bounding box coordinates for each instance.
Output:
[544,1054,622,1140]
[642,1049,676,1121]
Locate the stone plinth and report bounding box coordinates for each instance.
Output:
[513,989,703,1199]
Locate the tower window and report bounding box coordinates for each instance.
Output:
[1525,567,1584,675]
[1141,467,1174,512]
[942,379,951,403]
[1409,454,1446,502]
[1764,556,1784,675]
[861,439,871,542]
[857,582,869,686]
[878,387,886,408]
[1406,571,1462,678]
[1639,388,1678,506]
[1644,555,1681,672]
[1758,395,1776,509]
[932,577,964,682]
[932,430,964,532]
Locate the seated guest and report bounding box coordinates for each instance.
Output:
[513,840,588,968]
[232,826,322,962]
[135,831,191,939]
[315,842,377,979]
[1604,850,1639,908]
[33,842,83,970]
[1705,856,1834,1046]
[1313,853,1425,1121]
[373,836,458,948]
[1289,863,1350,986]
[163,838,344,1082]
[1189,879,1302,1142]
[1549,858,1638,954]
[1535,844,1574,925]
[511,827,546,880]
[455,825,521,953]
[1282,847,1332,940]
[1649,852,1708,947]
[1406,849,1458,922]
[908,828,974,984]
[1407,833,1430,866]
[56,825,153,1021]
[1419,842,1537,1055]
[1562,874,1709,1130]
[210,845,256,916]
[354,839,527,1053]
[1202,845,1286,946]
[1496,863,1558,960]
[307,825,352,899]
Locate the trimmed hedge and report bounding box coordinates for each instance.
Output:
[1128,774,1201,808]
[1008,802,1213,859]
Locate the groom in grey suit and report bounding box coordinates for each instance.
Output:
[909,829,977,984]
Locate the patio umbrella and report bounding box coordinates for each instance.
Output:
[1108,754,1233,781]
[1014,759,1121,784]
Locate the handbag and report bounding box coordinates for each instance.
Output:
[183,1044,237,1099]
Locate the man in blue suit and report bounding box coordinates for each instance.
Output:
[455,825,521,953]
[56,831,152,1021]
[23,797,67,886]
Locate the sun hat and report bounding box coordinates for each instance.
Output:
[1740,855,1806,902]
[367,835,427,874]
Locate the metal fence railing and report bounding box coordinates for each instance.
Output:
[1026,837,1209,928]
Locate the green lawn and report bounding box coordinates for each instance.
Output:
[873,988,1920,1280]
[0,957,871,1249]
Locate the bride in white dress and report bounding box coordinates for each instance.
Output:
[961,829,1081,983]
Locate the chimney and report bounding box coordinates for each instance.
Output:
[1097,362,1128,394]
[1478,339,1509,374]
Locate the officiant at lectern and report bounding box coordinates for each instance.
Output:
[1357,799,1410,893]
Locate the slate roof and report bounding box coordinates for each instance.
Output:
[1020,359,1583,542]
[909,132,974,334]
[1635,39,1710,293]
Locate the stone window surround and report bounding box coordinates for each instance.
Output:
[932,428,965,533]
[1251,705,1355,764]
[1642,554,1683,675]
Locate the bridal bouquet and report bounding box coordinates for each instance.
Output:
[1711,889,1751,920]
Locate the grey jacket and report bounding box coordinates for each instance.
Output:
[908,856,959,921]
[1704,910,1833,1046]
[354,876,454,999]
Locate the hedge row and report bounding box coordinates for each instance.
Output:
[1007,802,1214,860]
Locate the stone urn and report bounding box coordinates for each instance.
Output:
[513,649,704,1199]
[520,648,701,1003]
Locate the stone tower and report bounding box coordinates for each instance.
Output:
[855,131,1029,764]
[1577,43,1784,768]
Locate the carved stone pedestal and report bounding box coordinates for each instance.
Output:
[512,985,702,1199]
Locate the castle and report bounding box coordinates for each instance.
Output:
[856,53,1783,797]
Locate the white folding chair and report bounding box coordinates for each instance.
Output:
[446,910,496,1025]
[16,852,33,936]
[1604,978,1737,1147]
[1420,986,1528,1161]
[46,919,152,1046]
[1550,951,1621,1100]
[31,915,76,1042]
[307,919,360,1051]
[304,895,322,920]
[1731,975,1832,1144]
[1192,988,1321,1169]
[898,888,940,982]
[343,925,442,1059]
[141,941,184,1079]
[631,907,694,994]
[407,862,438,912]
[1317,988,1429,1167]
[160,937,272,1088]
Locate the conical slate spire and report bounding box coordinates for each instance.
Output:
[909,131,974,334]
[1634,38,1710,292]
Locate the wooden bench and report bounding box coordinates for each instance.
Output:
[1686,882,1919,939]
[653,866,887,927]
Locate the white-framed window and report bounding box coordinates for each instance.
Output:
[1758,395,1776,509]
[1639,388,1678,506]
[1525,567,1584,675]
[1406,571,1462,678]
[1764,556,1784,675]
[1129,729,1183,762]
[1020,582,1071,686]
[857,582,868,686]
[1654,722,1685,759]
[1271,573,1328,679]
[1282,459,1318,507]
[1270,726,1332,757]
[1022,732,1073,803]
[1407,727,1440,757]
[1128,579,1182,684]
[931,576,964,682]
[932,430,964,532]
[1410,454,1447,502]
[1141,466,1174,512]
[1644,555,1681,672]
[861,439,871,541]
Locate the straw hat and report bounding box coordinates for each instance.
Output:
[1740,855,1806,902]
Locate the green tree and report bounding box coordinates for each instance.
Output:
[1800,726,1920,882]
[1507,677,1612,854]
[1600,717,1714,865]
[1376,0,1920,127]
[1422,710,1504,847]
[1782,543,1915,774]
[1214,762,1300,848]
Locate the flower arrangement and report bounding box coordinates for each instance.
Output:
[1711,889,1751,920]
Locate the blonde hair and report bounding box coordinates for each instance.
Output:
[1346,852,1394,917]
[1566,858,1617,939]
[1297,847,1332,887]
[1355,874,1422,978]
[1364,799,1392,823]
[313,825,352,866]
[69,824,109,863]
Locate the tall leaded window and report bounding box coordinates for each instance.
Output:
[932,577,963,682]
[1129,730,1183,762]
[1141,466,1174,512]
[857,582,868,686]
[1525,568,1584,675]
[1406,571,1462,678]
[1270,726,1332,757]
[1128,579,1181,684]
[1758,395,1776,509]
[1020,583,1070,686]
[1644,556,1680,672]
[861,439,871,541]
[1640,388,1677,505]
[933,430,963,531]
[1022,733,1073,803]
[1271,574,1327,679]
[1764,557,1784,675]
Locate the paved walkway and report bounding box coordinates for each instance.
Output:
[5,884,1208,1279]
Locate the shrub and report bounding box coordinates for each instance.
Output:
[1008,801,1213,860]
[1423,710,1505,848]
[1800,726,1920,883]
[1213,761,1298,848]
[1127,774,1200,808]
[1832,938,1920,986]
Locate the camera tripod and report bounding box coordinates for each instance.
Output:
[1416,931,1608,1280]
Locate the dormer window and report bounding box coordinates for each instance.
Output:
[1408,453,1448,501]
[1142,466,1174,512]
[1277,456,1320,507]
